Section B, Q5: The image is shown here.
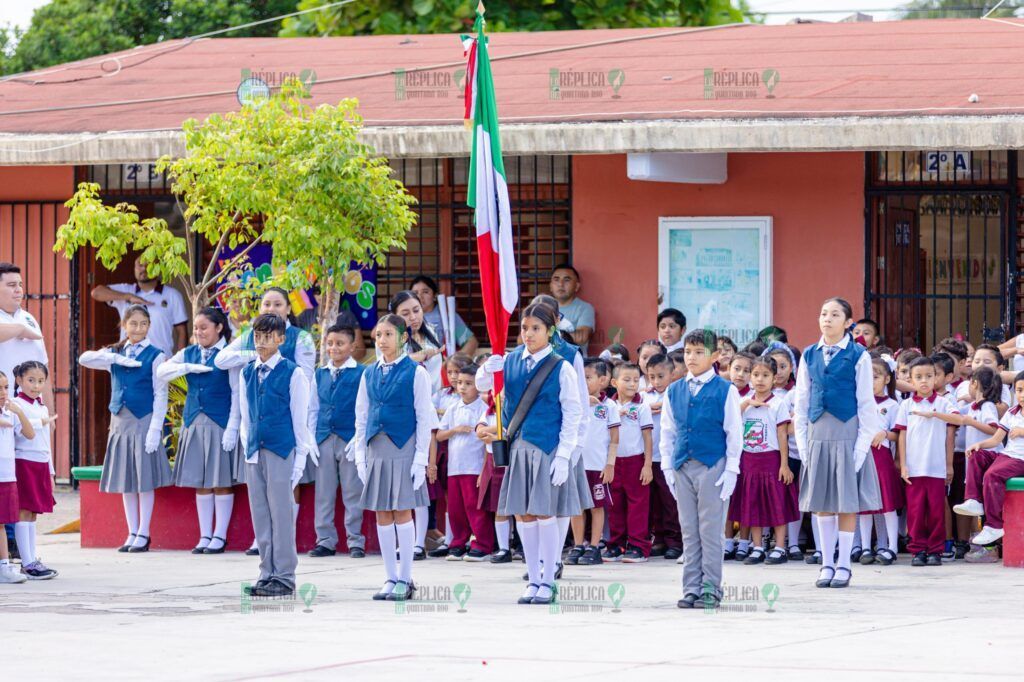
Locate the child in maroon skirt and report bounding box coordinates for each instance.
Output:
[476,396,512,562]
[12,362,58,580]
[0,373,34,584]
[859,357,903,565]
[730,356,797,565]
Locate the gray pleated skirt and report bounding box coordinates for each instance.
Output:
[100,410,173,494]
[173,414,236,489]
[572,456,594,512]
[799,413,882,514]
[359,434,429,512]
[498,439,581,518]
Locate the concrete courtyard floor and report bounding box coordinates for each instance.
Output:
[3,490,1022,681]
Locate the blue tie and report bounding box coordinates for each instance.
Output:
[257,364,270,384]
[526,356,536,373]
[201,347,212,364]
[127,345,137,361]
[688,378,703,397]
[824,346,838,365]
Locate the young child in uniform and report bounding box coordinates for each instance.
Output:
[668,349,687,383]
[427,353,471,558]
[895,356,960,566]
[352,314,438,601]
[852,318,881,349]
[156,307,239,555]
[238,314,317,597]
[475,395,513,563]
[657,308,687,353]
[644,353,683,561]
[858,357,903,565]
[436,364,492,561]
[307,324,367,559]
[767,343,805,558]
[954,368,1024,547]
[79,305,171,555]
[0,372,33,584]
[570,358,619,566]
[717,337,738,369]
[729,351,755,398]
[635,339,666,394]
[602,363,653,563]
[660,330,742,609]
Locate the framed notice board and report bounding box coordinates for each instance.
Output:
[658,217,772,346]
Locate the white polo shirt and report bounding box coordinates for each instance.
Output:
[998,406,1024,461]
[894,393,960,478]
[439,397,488,476]
[582,395,620,471]
[966,400,1001,452]
[108,283,188,355]
[0,306,48,397]
[0,407,22,482]
[614,393,653,458]
[741,393,790,453]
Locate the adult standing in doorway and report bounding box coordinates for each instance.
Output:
[90,256,188,355]
[410,275,479,357]
[549,264,595,350]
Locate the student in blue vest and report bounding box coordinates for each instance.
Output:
[238,314,317,597]
[351,314,439,601]
[307,323,367,559]
[793,297,882,589]
[216,287,316,555]
[659,329,742,609]
[477,303,583,606]
[79,305,172,553]
[156,307,239,555]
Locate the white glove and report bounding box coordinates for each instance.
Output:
[344,440,356,462]
[483,354,504,374]
[854,448,868,473]
[221,427,239,452]
[550,456,569,486]
[663,468,678,501]
[290,465,303,489]
[186,364,214,374]
[306,447,319,468]
[411,463,426,490]
[144,428,162,454]
[716,470,738,501]
[356,461,367,485]
[111,352,142,368]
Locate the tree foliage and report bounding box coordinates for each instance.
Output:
[896,0,1023,19]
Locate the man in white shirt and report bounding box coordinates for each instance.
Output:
[90,256,188,355]
[0,263,51,408]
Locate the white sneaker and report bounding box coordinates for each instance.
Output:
[953,499,984,517]
[0,564,27,584]
[676,553,685,564]
[972,526,1004,546]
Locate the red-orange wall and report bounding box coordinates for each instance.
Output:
[0,166,74,201]
[572,152,865,352]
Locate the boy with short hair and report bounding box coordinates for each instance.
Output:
[644,354,682,561]
[660,330,742,609]
[308,324,367,559]
[852,318,881,348]
[240,314,317,597]
[657,308,687,353]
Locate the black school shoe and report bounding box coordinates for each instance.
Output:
[926,553,942,566]
[245,546,260,556]
[308,545,336,558]
[787,545,804,561]
[490,549,512,563]
[578,546,603,565]
[464,548,489,562]
[911,551,927,567]
[875,548,897,565]
[953,541,970,560]
[859,549,876,565]
[805,551,822,565]
[649,543,667,557]
[191,536,211,555]
[243,579,271,596]
[413,546,426,561]
[765,547,788,565]
[253,579,294,597]
[447,546,468,561]
[349,547,366,558]
[664,546,682,560]
[602,546,624,562]
[622,547,648,563]
[386,580,417,601]
[743,547,766,565]
[566,545,585,565]
[723,547,737,561]
[427,544,450,558]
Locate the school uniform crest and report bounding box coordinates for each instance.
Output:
[743,419,767,449]
[594,404,608,420]
[622,405,640,421]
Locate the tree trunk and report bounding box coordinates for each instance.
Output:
[318,276,340,365]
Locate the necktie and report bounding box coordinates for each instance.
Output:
[257,364,270,384]
[824,346,838,365]
[688,378,703,397]
[382,362,392,377]
[526,356,536,372]
[201,347,212,364]
[127,345,137,361]
[332,367,341,381]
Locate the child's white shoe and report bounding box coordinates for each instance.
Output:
[953,499,984,517]
[972,526,1004,546]
[0,563,28,583]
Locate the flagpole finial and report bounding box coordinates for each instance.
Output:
[477,1,486,15]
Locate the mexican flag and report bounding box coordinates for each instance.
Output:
[465,8,517,391]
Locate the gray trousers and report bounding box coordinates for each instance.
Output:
[674,457,727,600]
[246,449,297,590]
[314,435,365,551]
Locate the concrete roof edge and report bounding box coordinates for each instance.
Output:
[2,115,1024,165]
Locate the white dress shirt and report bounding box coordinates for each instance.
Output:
[215,321,316,383]
[156,338,241,433]
[658,368,743,474]
[352,355,439,467]
[237,352,316,469]
[474,344,582,461]
[79,338,169,433]
[792,334,878,463]
[0,407,22,482]
[306,356,359,434]
[13,395,53,474]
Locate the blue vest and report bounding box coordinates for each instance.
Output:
[502,348,565,455]
[242,325,302,363]
[315,363,364,444]
[181,344,233,429]
[552,336,581,365]
[109,344,161,418]
[668,374,730,469]
[803,339,863,423]
[365,356,417,448]
[243,358,297,459]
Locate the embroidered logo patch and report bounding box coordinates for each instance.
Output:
[594,405,608,420]
[592,484,606,501]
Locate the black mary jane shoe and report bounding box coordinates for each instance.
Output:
[829,567,852,588]
[127,535,151,553]
[677,593,700,609]
[203,536,227,554]
[518,583,540,605]
[764,547,788,565]
[530,583,556,605]
[743,547,766,565]
[787,545,804,561]
[876,548,897,565]
[349,547,366,559]
[253,579,293,598]
[373,580,397,601]
[412,546,426,561]
[859,549,876,565]
[386,580,416,601]
[191,536,212,555]
[815,566,836,588]
[245,546,260,556]
[664,546,683,561]
[119,534,137,553]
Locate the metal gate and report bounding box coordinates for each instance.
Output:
[0,202,79,482]
[865,151,1018,350]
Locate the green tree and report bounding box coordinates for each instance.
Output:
[896,0,1023,19]
[280,0,754,36]
[3,0,295,76]
[54,80,418,337]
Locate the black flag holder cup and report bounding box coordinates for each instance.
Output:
[490,354,561,468]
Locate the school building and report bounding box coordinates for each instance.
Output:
[1,16,1022,481]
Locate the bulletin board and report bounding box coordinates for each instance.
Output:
[657,217,772,346]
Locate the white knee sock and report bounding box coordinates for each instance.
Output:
[787,519,802,549]
[134,491,155,545]
[837,530,854,571]
[520,520,541,584]
[444,512,453,546]
[292,501,299,526]
[495,520,510,551]
[396,520,415,582]
[414,507,428,549]
[377,524,398,583]
[195,493,214,548]
[811,514,822,555]
[540,517,561,584]
[817,515,838,569]
[14,522,35,566]
[122,492,140,545]
[208,494,234,550]
[884,511,899,552]
[858,515,874,552]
